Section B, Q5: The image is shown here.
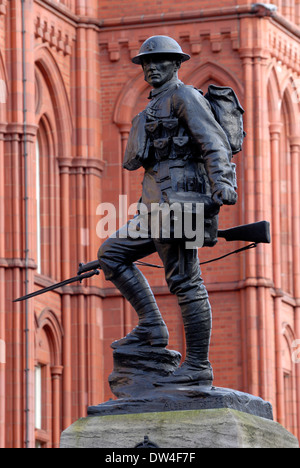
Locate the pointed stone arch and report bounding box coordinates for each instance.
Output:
[113,71,149,128]
[282,77,300,137]
[35,307,63,448]
[34,44,73,158]
[282,322,296,348]
[267,66,282,122]
[0,49,8,83]
[182,61,244,101]
[35,113,61,279]
[37,112,57,155]
[0,49,8,121]
[35,307,63,367]
[267,65,300,135]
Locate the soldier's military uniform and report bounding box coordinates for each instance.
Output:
[98,36,237,385]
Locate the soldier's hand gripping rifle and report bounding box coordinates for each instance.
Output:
[13,221,270,303]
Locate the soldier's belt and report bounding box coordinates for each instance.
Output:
[165,190,220,219]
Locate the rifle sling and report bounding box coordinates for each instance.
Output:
[135,242,257,269]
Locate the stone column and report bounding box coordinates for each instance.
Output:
[117,124,133,337]
[239,45,259,396]
[51,365,63,448]
[270,122,285,426]
[290,136,300,439]
[58,158,72,430]
[0,122,6,448]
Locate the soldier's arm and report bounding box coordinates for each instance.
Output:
[123,111,148,171]
[172,86,237,205]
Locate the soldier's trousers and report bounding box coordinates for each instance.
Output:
[98,217,212,367]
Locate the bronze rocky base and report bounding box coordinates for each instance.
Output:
[88,344,273,421]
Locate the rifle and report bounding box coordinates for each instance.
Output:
[13,220,270,303]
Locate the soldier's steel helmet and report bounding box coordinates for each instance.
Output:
[132,35,190,65]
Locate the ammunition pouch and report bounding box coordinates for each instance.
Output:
[172,136,191,160]
[153,138,170,160]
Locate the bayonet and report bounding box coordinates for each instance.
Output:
[13,268,100,303]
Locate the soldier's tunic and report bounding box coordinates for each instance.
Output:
[98,77,237,382]
[123,77,235,246]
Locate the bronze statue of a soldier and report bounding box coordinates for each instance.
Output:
[14,34,274,422]
[97,35,238,386]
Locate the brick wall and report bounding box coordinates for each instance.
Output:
[98,0,242,19]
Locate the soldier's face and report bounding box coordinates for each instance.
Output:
[142,54,180,88]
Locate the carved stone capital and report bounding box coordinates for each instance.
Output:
[289,136,300,149]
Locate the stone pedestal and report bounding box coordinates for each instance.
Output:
[60,408,299,448]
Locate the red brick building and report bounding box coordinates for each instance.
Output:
[0,0,299,448]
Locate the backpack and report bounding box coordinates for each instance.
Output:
[204,85,246,155]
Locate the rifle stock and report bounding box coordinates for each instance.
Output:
[218,221,271,244]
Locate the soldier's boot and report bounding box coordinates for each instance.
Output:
[156,298,213,386]
[109,265,169,349]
